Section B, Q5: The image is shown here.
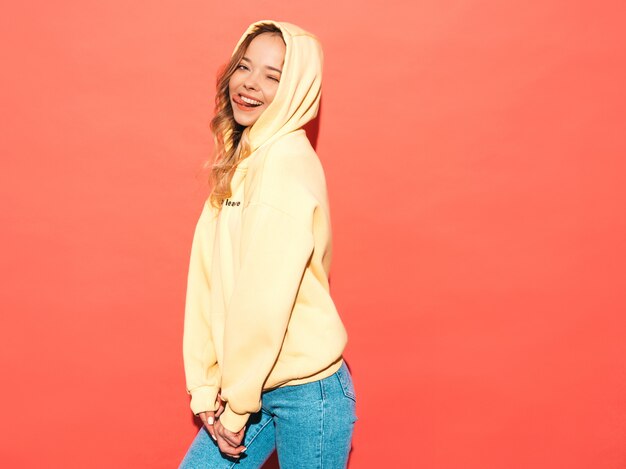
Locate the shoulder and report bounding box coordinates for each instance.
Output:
[269,130,316,157]
[245,131,325,221]
[261,131,324,184]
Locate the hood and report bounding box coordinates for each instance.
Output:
[230,20,323,159]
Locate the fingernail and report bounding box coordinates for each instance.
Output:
[207,416,214,425]
[242,447,247,452]
[210,433,217,441]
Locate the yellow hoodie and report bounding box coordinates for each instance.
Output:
[182,20,348,433]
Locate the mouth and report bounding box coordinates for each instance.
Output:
[232,93,264,111]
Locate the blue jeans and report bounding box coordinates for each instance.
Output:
[179,361,357,468]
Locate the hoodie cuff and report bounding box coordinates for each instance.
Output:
[189,386,219,415]
[219,403,250,433]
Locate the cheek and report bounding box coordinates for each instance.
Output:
[266,89,278,105]
[228,75,240,93]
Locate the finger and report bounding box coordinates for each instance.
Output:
[215,394,225,418]
[204,412,215,427]
[197,411,216,441]
[215,402,225,419]
[215,430,245,457]
[216,439,246,458]
[222,431,243,448]
[217,423,243,447]
[215,422,246,451]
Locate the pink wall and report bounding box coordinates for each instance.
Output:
[1,1,625,467]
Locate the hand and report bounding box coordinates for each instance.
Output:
[197,393,226,441]
[215,393,225,419]
[214,418,247,459]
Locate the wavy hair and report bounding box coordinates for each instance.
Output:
[204,23,285,213]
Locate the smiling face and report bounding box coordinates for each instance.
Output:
[228,32,286,127]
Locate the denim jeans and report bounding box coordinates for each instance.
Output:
[179,361,357,468]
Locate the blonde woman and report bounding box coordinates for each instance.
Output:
[180,20,357,468]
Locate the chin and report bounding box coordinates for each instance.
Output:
[234,116,256,127]
[233,112,259,127]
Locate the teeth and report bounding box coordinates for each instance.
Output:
[240,95,262,105]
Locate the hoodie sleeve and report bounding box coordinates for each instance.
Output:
[218,154,316,433]
[182,202,222,415]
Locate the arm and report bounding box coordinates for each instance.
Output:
[182,202,222,415]
[218,201,315,433]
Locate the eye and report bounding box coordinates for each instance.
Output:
[268,76,280,82]
[237,64,249,71]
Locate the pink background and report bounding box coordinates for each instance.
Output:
[1,1,625,467]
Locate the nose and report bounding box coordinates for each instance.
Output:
[244,71,260,90]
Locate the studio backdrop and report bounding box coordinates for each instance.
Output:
[1,1,625,468]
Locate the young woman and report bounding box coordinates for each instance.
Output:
[179,20,357,468]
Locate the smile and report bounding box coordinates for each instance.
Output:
[232,94,263,112]
[240,94,263,105]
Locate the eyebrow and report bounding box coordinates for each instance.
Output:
[241,56,282,74]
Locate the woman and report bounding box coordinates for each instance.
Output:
[180,20,357,468]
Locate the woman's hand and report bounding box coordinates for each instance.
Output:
[197,410,216,440]
[197,393,226,441]
[214,418,247,459]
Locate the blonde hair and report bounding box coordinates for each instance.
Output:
[204,23,285,213]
